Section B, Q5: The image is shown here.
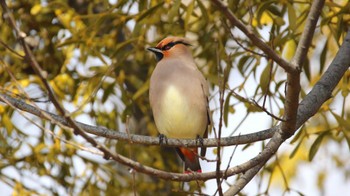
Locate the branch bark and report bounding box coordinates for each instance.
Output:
[0,92,275,147]
[292,0,325,68]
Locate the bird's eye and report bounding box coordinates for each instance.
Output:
[162,42,175,50]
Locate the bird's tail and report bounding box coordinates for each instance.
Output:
[176,147,201,173]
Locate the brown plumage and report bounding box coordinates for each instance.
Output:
[148,37,210,172]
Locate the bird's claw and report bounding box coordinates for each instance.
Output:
[196,135,204,146]
[159,134,168,145]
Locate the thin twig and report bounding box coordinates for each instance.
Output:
[229,89,285,122]
[216,40,224,196]
[251,99,285,122]
[211,0,296,73]
[223,21,267,58]
[0,38,24,58]
[225,0,327,193]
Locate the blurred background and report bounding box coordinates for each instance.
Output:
[0,0,349,195]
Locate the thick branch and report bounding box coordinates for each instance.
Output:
[226,0,327,193]
[224,163,265,196]
[227,26,350,190]
[280,73,300,138]
[210,0,296,73]
[1,0,348,185]
[292,0,325,68]
[281,0,325,138]
[0,92,282,181]
[297,30,350,126]
[0,93,275,147]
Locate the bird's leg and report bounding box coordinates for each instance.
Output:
[196,135,204,147]
[158,134,168,145]
[197,134,207,157]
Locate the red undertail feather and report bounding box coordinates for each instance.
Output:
[177,147,202,173]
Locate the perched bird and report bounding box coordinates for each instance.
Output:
[148,37,210,173]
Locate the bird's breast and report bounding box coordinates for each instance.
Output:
[154,84,206,139]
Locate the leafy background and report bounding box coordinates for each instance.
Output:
[0,0,349,195]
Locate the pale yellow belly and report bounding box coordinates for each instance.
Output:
[154,85,206,139]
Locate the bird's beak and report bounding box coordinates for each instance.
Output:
[147,47,162,54]
[147,47,163,61]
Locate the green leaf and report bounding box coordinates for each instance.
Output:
[332,112,350,130]
[168,0,181,22]
[136,2,165,22]
[184,0,195,31]
[303,58,311,81]
[260,64,271,94]
[132,80,150,100]
[196,0,209,22]
[290,138,303,159]
[290,125,305,144]
[320,41,328,74]
[287,3,297,31]
[309,132,327,161]
[102,82,115,103]
[237,56,251,76]
[332,112,350,150]
[223,92,232,126]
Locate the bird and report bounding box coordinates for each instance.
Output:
[147,36,210,173]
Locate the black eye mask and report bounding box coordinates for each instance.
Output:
[160,41,191,51]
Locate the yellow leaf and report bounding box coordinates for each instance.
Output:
[253,12,273,27]
[19,79,30,87]
[2,114,13,134]
[282,39,297,61]
[30,4,42,15]
[0,105,4,113]
[270,143,308,188]
[52,73,75,96]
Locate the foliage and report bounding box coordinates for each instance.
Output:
[0,0,349,195]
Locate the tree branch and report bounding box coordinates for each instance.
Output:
[281,0,325,138]
[1,27,348,182]
[230,25,349,196]
[296,30,350,127]
[1,0,348,187]
[0,92,275,147]
[292,0,325,68]
[210,0,296,73]
[222,0,328,193]
[223,163,265,195]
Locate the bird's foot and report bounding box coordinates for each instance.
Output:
[196,135,204,146]
[158,134,168,145]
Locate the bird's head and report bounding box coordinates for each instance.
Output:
[147,37,192,62]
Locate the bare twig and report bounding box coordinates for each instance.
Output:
[223,22,267,58]
[0,38,24,58]
[226,0,328,193]
[251,99,285,122]
[216,41,225,196]
[229,89,285,121]
[0,0,347,185]
[211,0,296,73]
[0,29,348,180]
[223,162,265,195]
